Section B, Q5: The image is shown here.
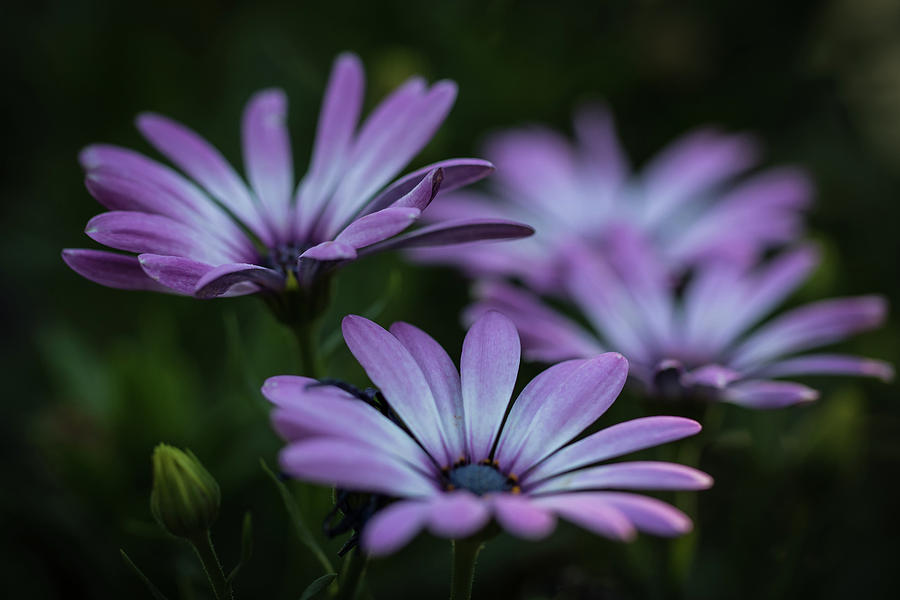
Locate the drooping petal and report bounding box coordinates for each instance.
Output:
[334,207,421,249]
[341,315,453,466]
[361,500,430,556]
[363,159,494,215]
[750,353,894,382]
[279,438,439,498]
[390,322,466,461]
[729,296,888,370]
[721,380,818,409]
[359,218,534,256]
[523,417,702,485]
[242,88,293,240]
[460,311,521,462]
[490,493,557,540]
[532,493,636,541]
[496,353,629,476]
[425,492,491,539]
[136,113,272,244]
[530,461,713,494]
[296,241,358,287]
[62,249,174,292]
[193,263,285,298]
[137,254,215,295]
[595,492,693,537]
[294,53,365,239]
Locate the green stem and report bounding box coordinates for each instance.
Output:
[450,539,483,600]
[291,319,322,378]
[335,547,367,600]
[189,532,233,600]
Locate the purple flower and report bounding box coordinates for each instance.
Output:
[469,244,892,409]
[264,311,711,556]
[413,105,811,292]
[62,53,532,299]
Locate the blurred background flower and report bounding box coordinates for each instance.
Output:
[2,1,899,599]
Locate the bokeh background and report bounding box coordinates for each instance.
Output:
[2,1,899,598]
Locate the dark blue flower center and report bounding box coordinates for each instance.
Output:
[447,464,514,496]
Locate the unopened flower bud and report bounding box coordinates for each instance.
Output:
[150,444,220,539]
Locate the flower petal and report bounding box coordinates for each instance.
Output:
[279,438,438,497]
[359,218,534,256]
[390,322,466,461]
[193,263,284,298]
[490,493,557,540]
[721,380,818,409]
[137,254,214,295]
[62,249,173,292]
[496,353,629,476]
[532,493,636,541]
[334,206,421,249]
[460,311,521,462]
[530,461,713,494]
[341,315,454,466]
[750,353,894,382]
[594,492,693,537]
[361,500,430,556]
[425,492,491,539]
[297,241,358,287]
[242,88,293,240]
[136,112,271,244]
[363,159,494,215]
[523,417,702,485]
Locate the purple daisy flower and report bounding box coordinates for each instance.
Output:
[412,105,811,292]
[62,53,532,300]
[469,243,892,409]
[264,311,711,557]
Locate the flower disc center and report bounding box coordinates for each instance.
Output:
[447,464,512,496]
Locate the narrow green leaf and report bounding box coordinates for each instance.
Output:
[299,573,338,600]
[261,459,334,573]
[226,511,254,584]
[120,549,171,600]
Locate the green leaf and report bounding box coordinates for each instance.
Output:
[120,549,171,600]
[299,573,338,600]
[261,459,334,573]
[226,511,254,584]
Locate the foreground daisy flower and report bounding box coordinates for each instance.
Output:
[264,311,710,562]
[469,245,892,409]
[62,53,532,302]
[413,105,810,292]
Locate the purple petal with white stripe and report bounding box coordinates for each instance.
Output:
[62,249,173,293]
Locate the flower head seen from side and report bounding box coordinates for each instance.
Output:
[264,311,711,557]
[413,105,811,293]
[469,244,892,410]
[62,53,533,305]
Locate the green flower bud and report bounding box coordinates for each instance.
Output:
[150,444,220,539]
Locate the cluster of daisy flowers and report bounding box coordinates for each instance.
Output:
[63,51,891,597]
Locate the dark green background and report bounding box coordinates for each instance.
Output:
[2,1,898,598]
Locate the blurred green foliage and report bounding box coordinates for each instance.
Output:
[1,1,898,598]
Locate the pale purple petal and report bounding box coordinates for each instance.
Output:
[532,493,636,541]
[730,296,888,369]
[334,207,421,249]
[390,322,466,461]
[682,365,742,390]
[497,354,629,476]
[425,492,491,539]
[722,380,819,409]
[137,254,214,295]
[279,438,439,497]
[62,249,174,292]
[460,311,521,462]
[341,315,454,466]
[242,88,293,240]
[750,353,894,382]
[490,494,557,540]
[193,263,284,298]
[359,218,534,256]
[297,241,357,287]
[362,500,430,556]
[363,159,494,215]
[294,53,365,238]
[530,461,713,494]
[595,493,693,537]
[572,104,629,187]
[524,417,702,485]
[136,112,272,244]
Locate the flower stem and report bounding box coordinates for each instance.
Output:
[189,532,233,600]
[291,318,322,378]
[335,547,367,600]
[450,538,484,600]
